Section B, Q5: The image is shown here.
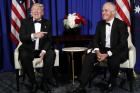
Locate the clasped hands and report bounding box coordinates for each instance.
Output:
[96,50,108,62]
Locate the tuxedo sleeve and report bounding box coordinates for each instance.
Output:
[19,19,33,43]
[42,21,52,51]
[94,22,101,49]
[110,21,128,55]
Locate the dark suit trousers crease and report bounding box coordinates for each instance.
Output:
[79,52,122,87]
[42,49,56,84]
[19,49,56,85]
[107,55,121,85]
[79,53,97,87]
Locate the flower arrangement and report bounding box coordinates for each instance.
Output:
[63,13,86,29]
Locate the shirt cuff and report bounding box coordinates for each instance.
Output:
[87,49,92,53]
[31,33,36,41]
[41,50,46,54]
[92,48,99,53]
[107,51,112,56]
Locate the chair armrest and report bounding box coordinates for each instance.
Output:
[54,49,59,66]
[120,29,136,68]
[14,42,22,69]
[87,48,93,54]
[128,45,136,68]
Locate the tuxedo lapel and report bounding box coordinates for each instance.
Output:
[40,20,44,32]
[102,22,106,46]
[110,18,117,47]
[29,19,35,33]
[41,20,47,32]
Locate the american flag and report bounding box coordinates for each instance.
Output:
[115,0,131,26]
[11,0,36,45]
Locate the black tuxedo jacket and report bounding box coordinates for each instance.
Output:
[93,18,129,62]
[19,18,52,52]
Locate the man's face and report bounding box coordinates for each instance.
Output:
[102,4,115,21]
[31,6,43,20]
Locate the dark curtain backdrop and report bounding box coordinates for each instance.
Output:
[67,0,106,35]
[38,0,106,36]
[0,0,140,72]
[0,0,14,72]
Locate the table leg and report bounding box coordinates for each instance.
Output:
[71,52,75,85]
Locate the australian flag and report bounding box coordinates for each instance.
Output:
[133,0,140,72]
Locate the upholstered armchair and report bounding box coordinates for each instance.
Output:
[120,30,136,69]
[119,29,136,92]
[14,42,59,91]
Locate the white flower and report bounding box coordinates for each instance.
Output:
[63,13,86,29]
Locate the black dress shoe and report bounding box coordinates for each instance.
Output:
[40,83,53,93]
[103,83,114,93]
[74,87,86,93]
[48,78,58,88]
[30,84,38,93]
[68,86,86,93]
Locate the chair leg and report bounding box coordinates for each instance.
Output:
[16,69,20,91]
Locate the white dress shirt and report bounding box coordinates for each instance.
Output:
[34,23,41,50]
[92,18,114,56]
[105,18,114,56]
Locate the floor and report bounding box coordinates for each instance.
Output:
[0,71,140,93]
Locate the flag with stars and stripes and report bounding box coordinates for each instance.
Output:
[11,0,37,45]
[115,0,131,26]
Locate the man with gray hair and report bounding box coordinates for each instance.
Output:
[69,2,128,93]
[19,3,56,93]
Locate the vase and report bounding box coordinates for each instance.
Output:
[63,27,81,36]
[63,27,81,47]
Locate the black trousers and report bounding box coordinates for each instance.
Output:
[19,49,56,85]
[79,52,121,87]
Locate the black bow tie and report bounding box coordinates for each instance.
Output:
[106,22,110,26]
[33,20,42,23]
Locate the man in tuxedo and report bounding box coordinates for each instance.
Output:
[70,2,128,93]
[19,3,56,93]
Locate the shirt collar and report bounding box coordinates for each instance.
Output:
[106,18,114,26]
[33,18,42,22]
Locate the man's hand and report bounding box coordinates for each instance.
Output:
[39,52,46,61]
[95,50,102,60]
[34,32,47,39]
[98,53,108,62]
[35,51,46,66]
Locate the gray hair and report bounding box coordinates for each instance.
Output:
[31,3,44,11]
[31,3,44,16]
[104,2,116,13]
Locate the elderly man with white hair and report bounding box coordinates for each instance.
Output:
[19,3,56,93]
[68,2,128,93]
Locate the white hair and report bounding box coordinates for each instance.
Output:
[104,2,116,13]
